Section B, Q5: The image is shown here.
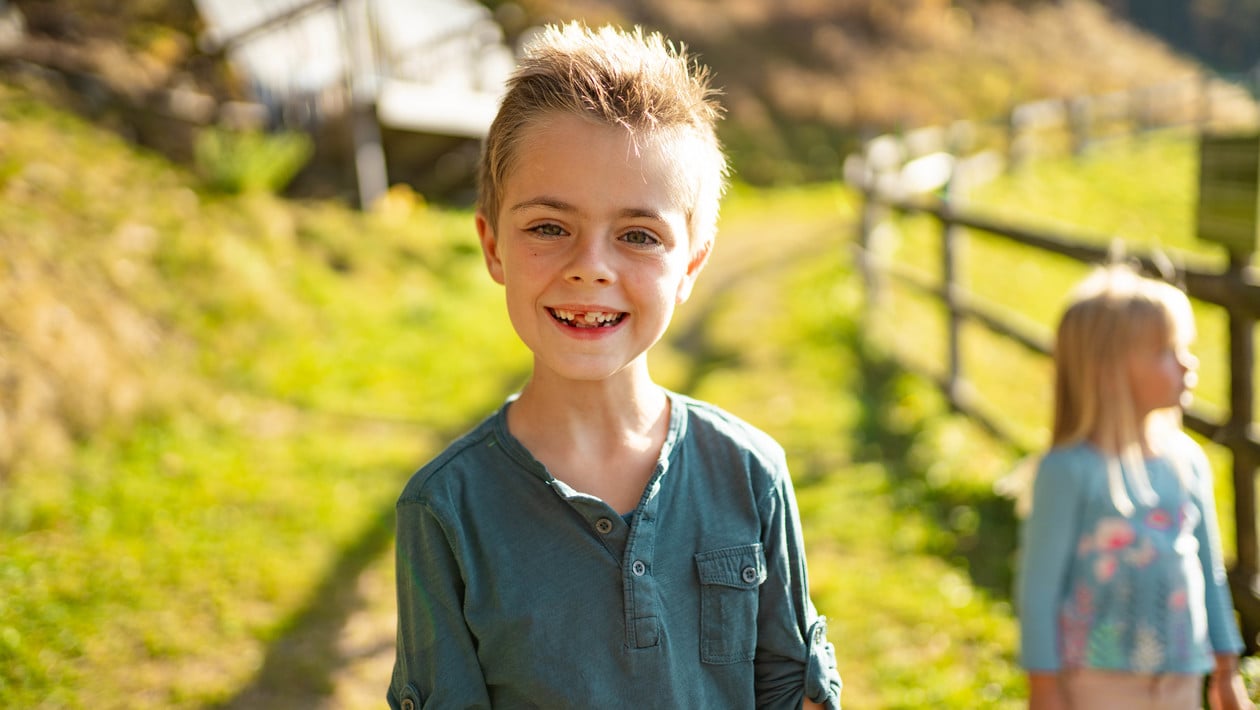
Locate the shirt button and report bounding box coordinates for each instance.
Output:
[402,700,415,710]
[741,566,758,584]
[594,518,614,534]
[631,560,647,576]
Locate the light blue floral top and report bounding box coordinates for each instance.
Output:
[1017,435,1243,673]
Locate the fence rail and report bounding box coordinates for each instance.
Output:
[849,75,1260,652]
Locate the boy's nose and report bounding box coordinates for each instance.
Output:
[564,236,614,285]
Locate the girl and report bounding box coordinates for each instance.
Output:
[1017,264,1252,710]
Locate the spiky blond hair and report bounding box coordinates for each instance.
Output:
[477,22,728,253]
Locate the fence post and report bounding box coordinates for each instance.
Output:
[857,178,885,315]
[852,136,899,315]
[1225,254,1260,654]
[1195,134,1260,651]
[1007,105,1025,172]
[941,162,963,410]
[341,0,387,210]
[1068,96,1091,157]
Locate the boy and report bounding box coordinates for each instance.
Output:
[388,22,842,710]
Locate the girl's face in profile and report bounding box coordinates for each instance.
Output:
[1126,325,1197,418]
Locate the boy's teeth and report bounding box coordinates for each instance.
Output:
[551,308,622,326]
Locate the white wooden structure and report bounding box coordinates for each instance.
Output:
[193,0,515,206]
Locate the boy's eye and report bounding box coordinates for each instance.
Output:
[621,229,659,246]
[529,223,566,237]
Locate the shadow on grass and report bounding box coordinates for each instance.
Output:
[212,507,395,710]
[213,384,528,709]
[842,324,1022,600]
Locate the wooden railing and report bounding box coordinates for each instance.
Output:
[848,77,1260,651]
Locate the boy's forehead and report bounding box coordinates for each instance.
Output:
[504,114,701,213]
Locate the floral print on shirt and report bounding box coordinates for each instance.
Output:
[1058,508,1195,671]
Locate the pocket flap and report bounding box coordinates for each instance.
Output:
[695,543,766,589]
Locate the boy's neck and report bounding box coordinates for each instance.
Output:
[509,368,668,446]
[505,367,672,513]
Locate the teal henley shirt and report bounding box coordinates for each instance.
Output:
[388,390,842,709]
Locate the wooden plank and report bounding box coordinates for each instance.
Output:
[870,248,1257,457]
[1197,133,1260,255]
[886,197,1260,316]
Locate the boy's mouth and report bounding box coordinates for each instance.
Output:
[548,308,627,329]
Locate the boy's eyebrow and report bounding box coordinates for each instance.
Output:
[510,197,669,222]
[510,196,575,213]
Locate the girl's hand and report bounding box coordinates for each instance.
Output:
[1027,672,1068,710]
[1210,654,1255,710]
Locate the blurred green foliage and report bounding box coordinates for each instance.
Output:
[194,128,314,195]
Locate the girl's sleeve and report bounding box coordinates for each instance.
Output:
[752,454,843,710]
[1188,443,1245,655]
[388,499,491,710]
[1017,453,1083,671]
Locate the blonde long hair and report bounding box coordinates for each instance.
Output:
[1048,264,1197,515]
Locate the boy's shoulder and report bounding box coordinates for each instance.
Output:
[397,406,505,505]
[670,391,784,461]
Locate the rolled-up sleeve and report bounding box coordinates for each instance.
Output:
[389,498,491,710]
[753,457,843,709]
[803,617,842,708]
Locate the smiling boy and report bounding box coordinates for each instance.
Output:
[388,22,842,710]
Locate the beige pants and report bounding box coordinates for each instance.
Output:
[1062,670,1203,710]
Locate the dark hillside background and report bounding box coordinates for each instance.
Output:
[1100,0,1260,74]
[5,0,1246,191]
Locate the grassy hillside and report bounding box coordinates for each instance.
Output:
[0,80,532,705]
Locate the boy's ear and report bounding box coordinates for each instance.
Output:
[476,212,506,285]
[675,238,713,305]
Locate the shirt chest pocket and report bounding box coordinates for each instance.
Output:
[695,542,766,664]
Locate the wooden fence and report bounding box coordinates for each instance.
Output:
[848,76,1260,652]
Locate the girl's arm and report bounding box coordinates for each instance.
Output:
[1187,443,1251,710]
[1188,443,1246,656]
[1017,454,1084,673]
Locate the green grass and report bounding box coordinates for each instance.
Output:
[2,78,1252,708]
[0,82,528,706]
